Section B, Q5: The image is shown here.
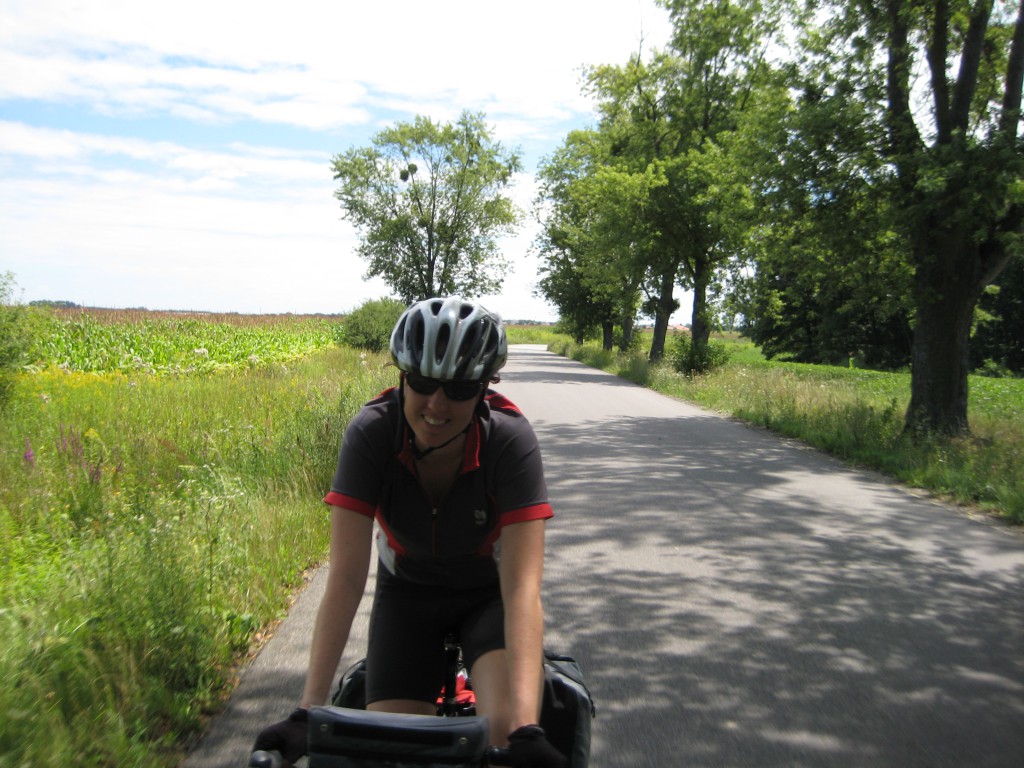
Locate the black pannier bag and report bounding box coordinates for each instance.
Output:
[332,657,367,709]
[540,651,596,768]
[329,650,596,767]
[307,707,489,768]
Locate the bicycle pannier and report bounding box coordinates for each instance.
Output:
[540,652,596,768]
[332,657,366,709]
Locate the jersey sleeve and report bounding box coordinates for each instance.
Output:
[490,410,554,526]
[323,403,390,517]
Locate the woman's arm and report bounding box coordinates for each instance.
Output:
[498,517,549,730]
[300,505,374,708]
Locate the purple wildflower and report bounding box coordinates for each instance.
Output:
[24,437,35,467]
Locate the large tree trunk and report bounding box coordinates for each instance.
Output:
[648,270,677,362]
[904,232,1001,436]
[619,313,634,352]
[689,259,712,349]
[601,321,614,351]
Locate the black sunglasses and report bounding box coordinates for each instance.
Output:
[404,373,483,402]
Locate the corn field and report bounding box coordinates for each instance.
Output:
[27,308,342,374]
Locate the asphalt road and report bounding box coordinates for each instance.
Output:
[184,345,1024,768]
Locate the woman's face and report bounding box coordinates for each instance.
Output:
[402,376,481,451]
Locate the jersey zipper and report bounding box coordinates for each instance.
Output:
[431,505,439,555]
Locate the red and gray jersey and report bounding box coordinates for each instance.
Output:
[323,387,553,587]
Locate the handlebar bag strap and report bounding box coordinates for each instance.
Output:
[307,707,490,768]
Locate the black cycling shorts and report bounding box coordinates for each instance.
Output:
[364,564,505,705]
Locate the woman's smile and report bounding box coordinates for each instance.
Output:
[403,379,478,451]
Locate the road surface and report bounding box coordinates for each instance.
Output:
[185,345,1024,768]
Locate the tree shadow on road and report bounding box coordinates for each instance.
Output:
[535,413,1024,768]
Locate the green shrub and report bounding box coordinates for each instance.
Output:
[669,331,731,374]
[341,298,407,352]
[0,273,34,409]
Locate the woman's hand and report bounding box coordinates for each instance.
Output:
[507,724,567,768]
[251,708,308,766]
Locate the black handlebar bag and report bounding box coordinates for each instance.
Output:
[307,707,490,768]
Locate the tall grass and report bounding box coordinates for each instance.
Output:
[556,337,1024,524]
[1,335,393,766]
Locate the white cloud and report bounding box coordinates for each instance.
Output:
[1,0,671,136]
[0,0,676,318]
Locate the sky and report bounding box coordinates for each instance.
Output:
[0,0,690,323]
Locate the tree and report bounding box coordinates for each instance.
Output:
[332,111,523,303]
[534,129,649,348]
[733,69,916,368]
[800,1,1024,434]
[577,0,785,363]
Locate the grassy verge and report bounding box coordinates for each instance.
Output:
[505,325,571,346]
[1,347,393,767]
[554,336,1024,524]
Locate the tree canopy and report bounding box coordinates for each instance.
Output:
[333,111,523,303]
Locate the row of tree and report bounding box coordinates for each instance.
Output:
[330,1,1024,437]
[533,0,1024,436]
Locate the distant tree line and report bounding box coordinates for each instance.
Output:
[29,300,82,309]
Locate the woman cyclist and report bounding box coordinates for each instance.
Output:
[252,297,565,768]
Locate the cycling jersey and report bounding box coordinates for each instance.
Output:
[324,387,553,588]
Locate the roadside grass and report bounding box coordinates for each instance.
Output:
[1,340,393,767]
[555,335,1024,524]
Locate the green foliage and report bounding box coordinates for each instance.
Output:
[332,111,523,302]
[22,310,337,374]
[971,252,1024,376]
[0,314,395,767]
[340,297,407,353]
[668,331,732,374]
[0,273,33,409]
[534,129,648,342]
[536,0,789,363]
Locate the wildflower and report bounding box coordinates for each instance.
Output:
[194,347,209,357]
[24,438,35,467]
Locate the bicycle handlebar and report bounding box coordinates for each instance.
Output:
[248,746,512,767]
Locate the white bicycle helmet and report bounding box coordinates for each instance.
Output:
[390,297,507,381]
